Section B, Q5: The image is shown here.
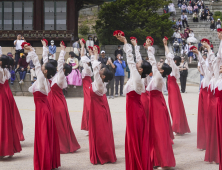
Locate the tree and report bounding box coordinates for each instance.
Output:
[94,0,174,45]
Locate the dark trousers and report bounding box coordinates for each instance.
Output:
[115,76,124,95]
[15,49,24,68]
[19,71,27,80]
[106,77,115,96]
[180,74,187,93]
[182,20,188,28]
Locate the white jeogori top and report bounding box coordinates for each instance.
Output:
[134,44,151,89]
[166,52,180,80]
[26,47,51,95]
[91,56,107,96]
[214,40,222,91]
[197,51,212,89]
[51,50,68,89]
[146,46,166,92]
[123,43,145,95]
[81,56,93,79]
[4,69,11,80]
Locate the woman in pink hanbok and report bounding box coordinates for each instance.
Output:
[66,52,82,87]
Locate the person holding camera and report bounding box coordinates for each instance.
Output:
[106,57,116,99]
[114,54,126,97]
[179,57,189,93]
[14,34,25,68]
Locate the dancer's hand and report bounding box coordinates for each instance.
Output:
[192,48,199,55]
[80,39,85,47]
[163,38,167,46]
[41,40,46,47]
[131,39,137,46]
[116,34,127,44]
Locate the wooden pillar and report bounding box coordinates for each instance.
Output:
[67,0,78,38]
[33,0,44,30]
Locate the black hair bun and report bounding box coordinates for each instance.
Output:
[162,63,172,77]
[141,60,152,78]
[173,56,181,66]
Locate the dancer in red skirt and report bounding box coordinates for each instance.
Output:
[115,34,152,170]
[0,53,21,158]
[87,44,116,165]
[48,42,80,154]
[163,38,190,135]
[24,42,60,170]
[203,33,222,163]
[215,33,222,169]
[144,37,176,168]
[194,38,213,150]
[3,56,25,141]
[80,43,93,131]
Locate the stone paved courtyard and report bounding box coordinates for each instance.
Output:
[0,85,219,170]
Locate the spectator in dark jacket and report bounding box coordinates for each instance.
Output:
[114,45,123,58]
[201,11,206,21]
[17,53,28,84]
[113,54,126,97]
[204,6,210,15]
[210,20,216,31]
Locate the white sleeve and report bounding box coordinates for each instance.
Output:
[57,50,66,87]
[0,46,2,56]
[134,45,142,63]
[166,52,180,79]
[92,59,106,95]
[0,67,5,84]
[42,46,49,64]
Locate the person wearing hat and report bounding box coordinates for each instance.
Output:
[49,40,57,60]
[17,53,28,84]
[114,45,123,58]
[98,50,108,64]
[217,19,221,29]
[98,51,116,98]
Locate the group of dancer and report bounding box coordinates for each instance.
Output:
[196,29,222,170]
[1,29,222,170]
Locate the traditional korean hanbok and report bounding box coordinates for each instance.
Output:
[27,47,60,170]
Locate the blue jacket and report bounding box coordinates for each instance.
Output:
[113,60,126,76]
[49,45,57,54]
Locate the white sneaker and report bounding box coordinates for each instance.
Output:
[107,96,110,99]
[179,7,181,9]
[73,86,76,88]
[111,96,114,99]
[115,94,118,97]
[21,80,24,84]
[120,94,125,97]
[19,80,23,84]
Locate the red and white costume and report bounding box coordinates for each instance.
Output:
[47,49,80,154]
[166,52,190,134]
[0,47,21,157]
[27,47,60,170]
[88,54,116,164]
[197,51,212,150]
[146,46,175,167]
[204,46,221,163]
[81,56,93,131]
[123,43,152,170]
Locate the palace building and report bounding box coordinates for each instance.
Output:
[0,0,114,46]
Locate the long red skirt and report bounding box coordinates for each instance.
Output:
[81,76,92,131]
[48,83,80,154]
[149,90,176,167]
[0,83,21,157]
[88,86,116,165]
[141,91,150,120]
[205,87,219,163]
[215,88,222,170]
[167,75,190,134]
[4,80,24,141]
[197,87,208,150]
[34,91,60,170]
[126,91,152,170]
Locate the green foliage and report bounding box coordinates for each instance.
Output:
[79,21,90,35]
[94,0,174,45]
[213,11,222,21]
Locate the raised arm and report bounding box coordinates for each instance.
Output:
[41,40,49,64]
[57,44,66,87]
[92,46,105,95]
